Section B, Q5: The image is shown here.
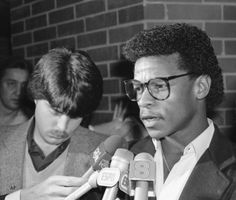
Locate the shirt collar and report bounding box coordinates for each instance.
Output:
[152,137,161,151]
[184,118,214,160]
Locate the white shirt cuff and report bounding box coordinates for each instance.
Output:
[5,190,21,200]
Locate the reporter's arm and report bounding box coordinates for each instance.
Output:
[1,176,86,200]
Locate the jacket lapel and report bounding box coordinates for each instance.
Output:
[179,126,236,200]
[64,148,91,177]
[64,126,103,177]
[179,150,231,200]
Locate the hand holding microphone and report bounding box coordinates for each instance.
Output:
[65,166,122,200]
[20,175,86,200]
[64,172,98,200]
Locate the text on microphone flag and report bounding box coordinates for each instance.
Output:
[97,167,120,187]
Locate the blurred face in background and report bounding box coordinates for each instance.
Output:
[0,68,29,111]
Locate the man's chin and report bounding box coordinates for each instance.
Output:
[146,128,166,140]
[47,137,66,145]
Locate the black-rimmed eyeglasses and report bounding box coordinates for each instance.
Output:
[123,73,192,101]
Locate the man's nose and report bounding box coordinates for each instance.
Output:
[57,115,69,131]
[138,87,154,107]
[15,84,22,96]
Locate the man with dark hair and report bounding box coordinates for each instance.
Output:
[0,48,106,200]
[0,56,33,126]
[123,23,236,199]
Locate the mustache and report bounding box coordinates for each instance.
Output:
[50,130,69,138]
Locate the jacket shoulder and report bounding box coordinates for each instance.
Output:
[0,121,28,147]
[224,144,236,177]
[69,126,108,154]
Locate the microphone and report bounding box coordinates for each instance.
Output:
[65,149,132,200]
[129,152,156,200]
[102,148,134,200]
[65,167,121,200]
[82,135,126,179]
[65,171,99,200]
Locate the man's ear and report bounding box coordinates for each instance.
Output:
[194,75,211,100]
[34,100,37,104]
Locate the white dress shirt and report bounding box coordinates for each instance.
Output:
[153,119,214,200]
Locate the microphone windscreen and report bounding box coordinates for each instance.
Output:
[134,152,154,161]
[91,135,127,171]
[110,148,134,169]
[103,135,127,154]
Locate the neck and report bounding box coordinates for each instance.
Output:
[161,115,209,170]
[168,114,209,149]
[161,137,183,171]
[0,103,20,125]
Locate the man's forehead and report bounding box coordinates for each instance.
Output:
[134,65,157,74]
[3,68,29,80]
[134,54,181,76]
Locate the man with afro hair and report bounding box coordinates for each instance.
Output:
[123,23,236,200]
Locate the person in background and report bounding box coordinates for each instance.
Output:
[0,56,33,126]
[87,96,148,148]
[122,23,236,199]
[0,48,107,200]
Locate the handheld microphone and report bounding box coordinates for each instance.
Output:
[97,167,120,187]
[102,148,134,200]
[65,167,121,200]
[65,148,132,200]
[65,171,99,200]
[82,135,126,179]
[129,152,156,200]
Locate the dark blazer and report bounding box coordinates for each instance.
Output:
[130,125,236,200]
[0,117,107,200]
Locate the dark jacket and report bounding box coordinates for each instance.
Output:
[129,125,236,200]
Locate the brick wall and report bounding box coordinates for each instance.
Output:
[9,0,236,137]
